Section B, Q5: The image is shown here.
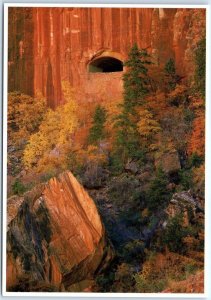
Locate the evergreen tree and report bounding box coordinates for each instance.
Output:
[88,105,107,145]
[147,167,170,212]
[164,58,181,91]
[194,37,206,98]
[123,43,151,110]
[114,44,151,162]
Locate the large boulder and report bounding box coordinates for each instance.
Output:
[7,171,113,292]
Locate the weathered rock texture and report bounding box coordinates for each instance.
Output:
[8,7,206,107]
[7,171,113,291]
[165,191,204,227]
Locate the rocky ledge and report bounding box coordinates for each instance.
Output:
[165,190,204,227]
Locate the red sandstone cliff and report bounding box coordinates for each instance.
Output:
[8,7,206,107]
[7,171,113,291]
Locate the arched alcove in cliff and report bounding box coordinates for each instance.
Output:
[88,56,123,73]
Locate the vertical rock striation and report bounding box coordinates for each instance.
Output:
[8,7,34,96]
[8,7,206,107]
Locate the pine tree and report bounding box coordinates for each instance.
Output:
[164,58,181,91]
[114,44,151,162]
[147,167,170,211]
[88,105,107,145]
[123,43,151,110]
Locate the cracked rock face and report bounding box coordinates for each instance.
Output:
[7,171,114,292]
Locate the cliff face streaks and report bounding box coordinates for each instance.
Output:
[8,7,206,107]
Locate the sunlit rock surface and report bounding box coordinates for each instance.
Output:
[8,7,205,107]
[7,171,113,291]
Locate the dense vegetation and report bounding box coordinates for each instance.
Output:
[8,39,205,292]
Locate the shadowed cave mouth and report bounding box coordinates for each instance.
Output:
[88,56,123,73]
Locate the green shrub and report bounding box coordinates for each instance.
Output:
[135,273,166,293]
[189,152,204,168]
[161,214,197,254]
[178,169,193,190]
[185,263,198,276]
[121,240,145,263]
[162,214,185,253]
[12,179,27,195]
[88,105,107,145]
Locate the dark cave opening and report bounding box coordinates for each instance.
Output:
[88,56,123,73]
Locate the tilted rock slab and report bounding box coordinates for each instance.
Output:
[7,171,113,291]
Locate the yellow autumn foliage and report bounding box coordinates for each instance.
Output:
[23,83,78,172]
[137,108,161,137]
[137,107,161,151]
[8,92,47,145]
[74,145,108,168]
